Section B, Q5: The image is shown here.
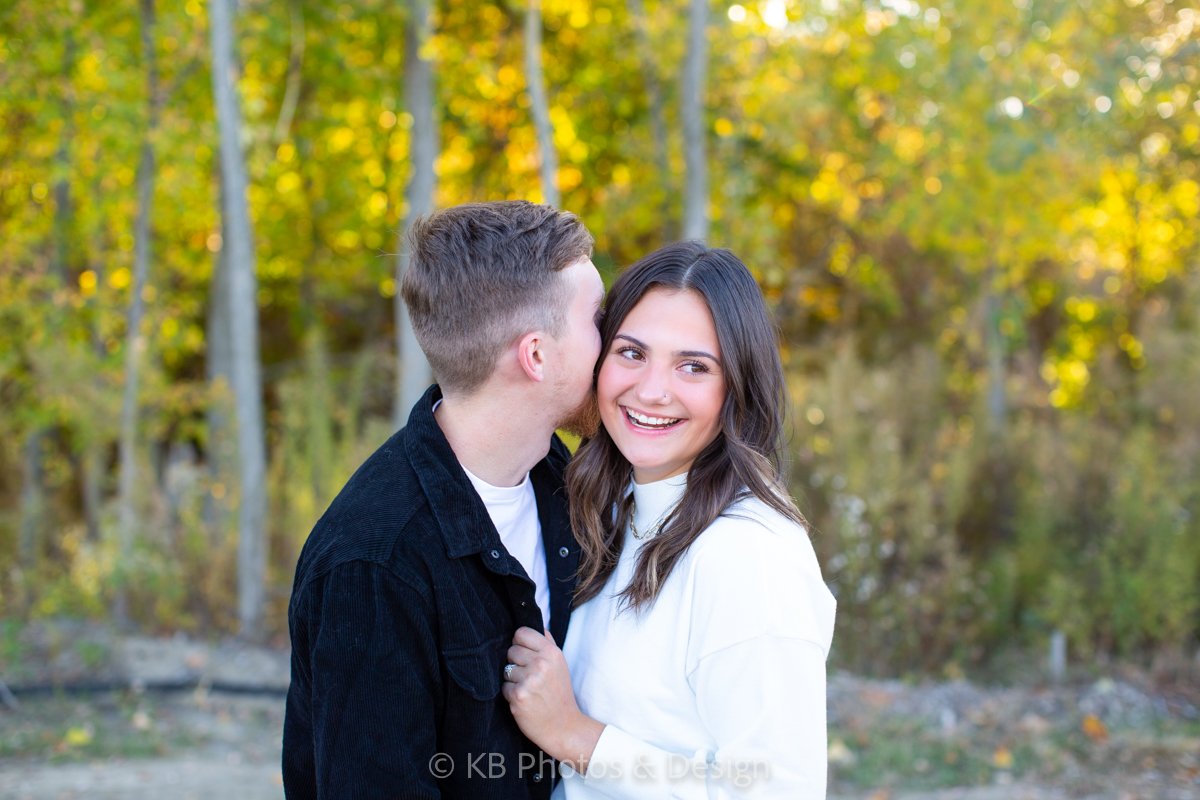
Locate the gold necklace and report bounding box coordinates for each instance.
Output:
[629,498,670,540]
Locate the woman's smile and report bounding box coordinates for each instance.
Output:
[621,406,683,430]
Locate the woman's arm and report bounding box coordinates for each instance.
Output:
[678,515,834,798]
[505,626,827,798]
[504,627,705,799]
[689,635,829,797]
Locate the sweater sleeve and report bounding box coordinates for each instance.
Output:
[574,723,709,799]
[689,636,829,797]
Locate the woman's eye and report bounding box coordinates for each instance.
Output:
[681,361,709,375]
[615,346,643,360]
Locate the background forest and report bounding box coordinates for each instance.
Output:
[1,0,1197,677]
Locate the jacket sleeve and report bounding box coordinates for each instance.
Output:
[284,559,443,800]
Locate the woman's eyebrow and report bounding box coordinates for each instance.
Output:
[614,333,718,362]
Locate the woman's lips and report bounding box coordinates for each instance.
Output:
[622,405,684,431]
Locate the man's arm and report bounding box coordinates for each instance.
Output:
[286,559,443,800]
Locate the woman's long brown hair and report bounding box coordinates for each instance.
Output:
[568,242,805,611]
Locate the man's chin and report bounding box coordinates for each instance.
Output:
[558,393,601,440]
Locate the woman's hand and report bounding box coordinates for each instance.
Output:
[502,627,604,772]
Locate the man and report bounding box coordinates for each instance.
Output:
[283,201,604,799]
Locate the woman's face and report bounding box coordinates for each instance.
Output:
[597,287,726,484]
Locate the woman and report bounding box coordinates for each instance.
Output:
[502,242,836,798]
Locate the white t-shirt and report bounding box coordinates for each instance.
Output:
[462,466,550,632]
[555,475,836,799]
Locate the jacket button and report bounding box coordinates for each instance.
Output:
[558,546,570,557]
[532,772,543,782]
[520,600,528,608]
[490,549,500,559]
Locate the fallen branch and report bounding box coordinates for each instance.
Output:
[0,676,19,710]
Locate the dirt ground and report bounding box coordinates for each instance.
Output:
[1,694,283,800]
[1,626,1197,799]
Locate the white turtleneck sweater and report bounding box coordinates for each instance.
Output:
[554,475,836,799]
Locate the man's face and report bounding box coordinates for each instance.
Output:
[551,258,605,437]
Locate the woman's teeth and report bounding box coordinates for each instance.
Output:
[626,408,681,429]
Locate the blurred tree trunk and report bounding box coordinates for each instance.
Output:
[204,210,235,544]
[81,161,108,546]
[69,33,102,547]
[297,132,336,503]
[629,0,672,240]
[272,0,304,144]
[80,446,103,543]
[298,169,335,502]
[209,0,268,640]
[983,267,1009,437]
[50,32,76,288]
[956,262,1016,555]
[114,0,162,626]
[681,0,708,241]
[303,325,334,502]
[524,0,558,207]
[17,432,46,573]
[20,31,80,575]
[393,0,436,427]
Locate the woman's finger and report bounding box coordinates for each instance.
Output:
[538,629,560,651]
[502,662,521,683]
[512,626,546,649]
[506,644,535,665]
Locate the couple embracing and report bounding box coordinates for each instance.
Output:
[282,201,836,799]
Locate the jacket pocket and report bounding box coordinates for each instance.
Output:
[442,638,504,702]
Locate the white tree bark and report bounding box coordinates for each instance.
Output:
[524,0,559,207]
[114,0,161,627]
[204,210,235,542]
[209,0,268,639]
[393,0,437,427]
[681,0,709,241]
[629,0,672,238]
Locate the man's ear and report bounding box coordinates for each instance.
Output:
[516,331,546,382]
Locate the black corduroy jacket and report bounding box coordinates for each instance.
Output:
[283,385,580,800]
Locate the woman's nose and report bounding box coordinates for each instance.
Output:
[634,363,672,405]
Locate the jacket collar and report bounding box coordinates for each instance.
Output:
[403,384,579,643]
[403,385,496,558]
[403,385,571,558]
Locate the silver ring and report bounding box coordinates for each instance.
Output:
[504,663,517,680]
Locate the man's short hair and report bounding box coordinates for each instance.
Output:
[400,201,594,395]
